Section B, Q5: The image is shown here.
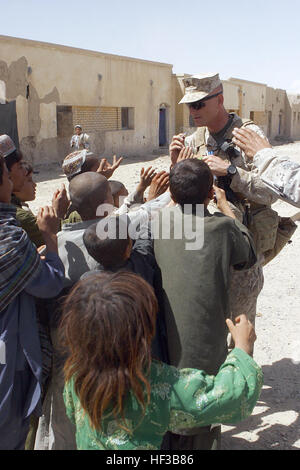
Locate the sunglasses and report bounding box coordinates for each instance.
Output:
[187,91,223,110]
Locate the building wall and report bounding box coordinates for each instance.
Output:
[0,35,175,164]
[229,78,267,115]
[173,74,193,134]
[287,95,300,139]
[222,80,240,114]
[265,87,288,139]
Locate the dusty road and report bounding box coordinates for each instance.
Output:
[28,142,300,450]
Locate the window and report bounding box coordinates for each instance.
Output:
[121,107,134,130]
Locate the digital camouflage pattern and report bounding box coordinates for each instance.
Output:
[254,147,300,208]
[179,73,222,104]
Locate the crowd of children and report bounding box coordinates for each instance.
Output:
[0,135,263,450]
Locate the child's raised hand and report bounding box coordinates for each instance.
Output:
[139,166,156,189]
[97,155,123,179]
[147,171,169,201]
[52,183,70,219]
[226,314,256,356]
[177,146,195,162]
[37,206,60,236]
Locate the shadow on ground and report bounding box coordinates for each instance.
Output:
[221,358,300,450]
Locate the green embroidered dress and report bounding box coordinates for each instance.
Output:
[63,348,263,450]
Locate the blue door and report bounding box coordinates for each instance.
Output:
[159,108,167,147]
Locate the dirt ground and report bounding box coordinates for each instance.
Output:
[28,142,300,450]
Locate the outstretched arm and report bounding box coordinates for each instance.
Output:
[168,315,262,433]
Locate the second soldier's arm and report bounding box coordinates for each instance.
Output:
[232,126,300,207]
[253,148,300,208]
[229,124,279,206]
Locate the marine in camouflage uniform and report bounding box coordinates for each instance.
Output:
[180,73,279,326]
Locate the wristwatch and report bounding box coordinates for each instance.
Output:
[227,164,237,177]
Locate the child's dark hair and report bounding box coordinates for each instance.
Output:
[22,161,33,176]
[83,216,130,269]
[109,180,127,197]
[169,159,213,207]
[5,149,23,172]
[60,270,157,431]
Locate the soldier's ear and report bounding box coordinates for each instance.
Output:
[218,93,224,107]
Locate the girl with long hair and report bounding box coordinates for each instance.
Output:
[61,271,262,450]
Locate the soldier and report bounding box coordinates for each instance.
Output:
[170,72,281,326]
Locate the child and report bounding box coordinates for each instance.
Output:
[61,271,262,450]
[0,134,26,193]
[12,161,45,248]
[0,155,65,450]
[62,150,123,182]
[154,158,257,449]
[83,216,169,363]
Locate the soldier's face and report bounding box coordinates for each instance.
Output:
[189,95,221,128]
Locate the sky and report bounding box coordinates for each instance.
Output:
[2,0,300,92]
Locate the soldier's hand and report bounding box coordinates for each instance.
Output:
[203,155,230,176]
[226,314,256,356]
[232,128,271,159]
[169,134,185,167]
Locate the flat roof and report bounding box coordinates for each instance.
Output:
[0,35,173,68]
[228,77,267,87]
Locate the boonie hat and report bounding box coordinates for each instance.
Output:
[179,73,222,104]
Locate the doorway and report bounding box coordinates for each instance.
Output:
[159,107,167,147]
[0,100,19,147]
[268,111,272,137]
[278,113,282,135]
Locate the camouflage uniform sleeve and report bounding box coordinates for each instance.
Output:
[253,148,300,208]
[230,124,279,205]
